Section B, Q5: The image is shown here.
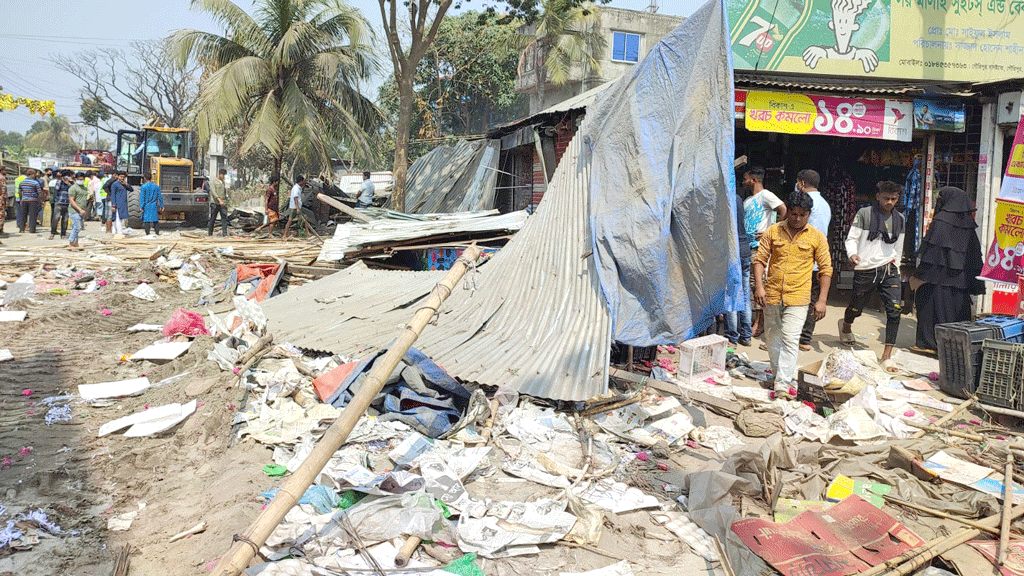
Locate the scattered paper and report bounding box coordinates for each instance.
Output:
[127,323,163,333]
[924,450,1024,504]
[0,350,12,363]
[573,479,659,513]
[458,499,578,558]
[107,502,147,531]
[560,561,634,576]
[899,378,937,391]
[0,311,27,322]
[876,387,952,412]
[967,540,1024,576]
[129,283,159,301]
[99,400,197,437]
[130,340,192,361]
[79,377,151,402]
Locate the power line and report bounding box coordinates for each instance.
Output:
[0,33,147,42]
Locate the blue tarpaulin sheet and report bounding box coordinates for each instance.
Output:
[582,0,742,346]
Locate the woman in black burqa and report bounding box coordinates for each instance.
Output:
[913,186,986,352]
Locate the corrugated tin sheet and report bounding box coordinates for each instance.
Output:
[316,210,528,262]
[488,81,614,137]
[264,132,611,400]
[735,72,925,95]
[403,139,501,214]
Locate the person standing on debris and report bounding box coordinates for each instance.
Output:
[839,181,905,366]
[109,171,131,235]
[796,169,832,352]
[357,171,374,208]
[67,172,90,249]
[725,190,752,346]
[207,168,229,237]
[17,168,44,234]
[50,170,72,240]
[284,174,306,238]
[753,191,833,394]
[140,173,164,236]
[102,172,118,233]
[742,167,787,338]
[911,186,986,353]
[254,176,280,236]
[0,166,7,240]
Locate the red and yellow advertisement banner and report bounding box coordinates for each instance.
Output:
[980,199,1024,284]
[744,91,913,142]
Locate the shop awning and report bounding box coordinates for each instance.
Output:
[735,71,977,98]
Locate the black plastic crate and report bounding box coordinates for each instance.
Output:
[936,321,1001,398]
[976,339,1024,409]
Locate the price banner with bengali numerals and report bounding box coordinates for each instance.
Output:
[980,199,1024,284]
[744,91,913,142]
[982,116,1024,284]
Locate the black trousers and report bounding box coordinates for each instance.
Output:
[17,201,40,233]
[799,275,821,345]
[844,264,902,345]
[51,203,68,237]
[144,221,160,235]
[208,203,228,236]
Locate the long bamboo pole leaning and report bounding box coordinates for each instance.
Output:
[210,245,482,576]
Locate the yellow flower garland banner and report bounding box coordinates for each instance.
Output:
[0,94,56,116]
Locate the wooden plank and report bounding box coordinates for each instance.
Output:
[317,193,371,223]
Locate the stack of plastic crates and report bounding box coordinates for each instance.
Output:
[976,339,1024,409]
[935,321,1001,398]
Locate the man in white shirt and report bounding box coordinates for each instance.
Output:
[89,174,105,221]
[742,167,786,337]
[796,169,832,351]
[357,171,374,207]
[284,174,305,238]
[838,181,905,365]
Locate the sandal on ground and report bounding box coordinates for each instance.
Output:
[909,346,937,357]
[838,319,855,346]
[799,343,811,352]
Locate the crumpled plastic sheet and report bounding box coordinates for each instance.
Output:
[262,485,340,514]
[345,492,456,544]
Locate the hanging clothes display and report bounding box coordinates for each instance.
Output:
[903,156,923,257]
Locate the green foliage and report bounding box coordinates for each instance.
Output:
[488,0,611,25]
[24,115,78,156]
[170,0,382,177]
[526,0,606,89]
[0,130,24,150]
[80,97,112,128]
[376,10,525,161]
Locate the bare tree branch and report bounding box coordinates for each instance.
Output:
[49,40,201,136]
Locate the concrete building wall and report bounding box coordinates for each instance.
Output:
[515,7,684,114]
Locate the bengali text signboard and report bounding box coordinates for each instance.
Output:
[729,0,1024,83]
[981,118,1024,284]
[744,91,913,141]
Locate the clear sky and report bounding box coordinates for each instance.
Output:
[0,0,698,136]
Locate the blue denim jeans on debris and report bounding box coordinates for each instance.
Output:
[725,256,752,344]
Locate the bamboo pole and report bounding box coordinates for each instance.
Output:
[394,536,422,567]
[210,244,481,576]
[879,495,999,534]
[237,334,274,365]
[911,398,972,438]
[860,499,1024,576]
[1000,453,1015,565]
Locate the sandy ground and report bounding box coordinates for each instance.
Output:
[0,224,915,576]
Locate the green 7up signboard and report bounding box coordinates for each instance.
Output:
[728,0,1024,83]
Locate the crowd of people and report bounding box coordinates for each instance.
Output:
[731,165,985,395]
[0,166,163,247]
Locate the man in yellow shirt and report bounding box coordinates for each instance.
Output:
[753,191,833,394]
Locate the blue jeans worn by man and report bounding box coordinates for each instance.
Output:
[725,256,752,345]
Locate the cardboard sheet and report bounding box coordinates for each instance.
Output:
[732,495,924,576]
[130,340,192,361]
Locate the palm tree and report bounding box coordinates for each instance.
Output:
[522,0,604,112]
[170,0,380,180]
[25,114,78,156]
